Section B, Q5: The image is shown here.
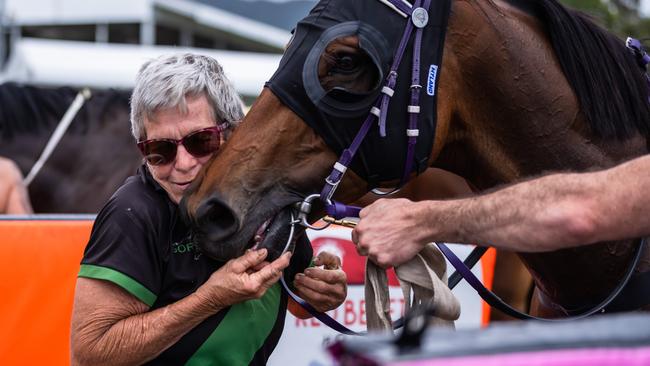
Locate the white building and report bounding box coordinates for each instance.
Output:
[0,0,290,97]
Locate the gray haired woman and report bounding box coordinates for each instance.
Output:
[70,53,346,365]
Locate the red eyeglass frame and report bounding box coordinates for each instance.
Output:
[136,122,230,165]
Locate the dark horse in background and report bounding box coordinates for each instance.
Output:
[183,0,650,318]
[0,83,139,213]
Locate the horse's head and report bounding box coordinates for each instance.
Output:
[183,0,650,279]
[182,0,454,261]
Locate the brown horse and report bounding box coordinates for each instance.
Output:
[183,0,650,318]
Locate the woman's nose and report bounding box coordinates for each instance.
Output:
[174,145,198,171]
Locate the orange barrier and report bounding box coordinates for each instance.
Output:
[480,247,497,327]
[0,219,497,365]
[0,219,92,365]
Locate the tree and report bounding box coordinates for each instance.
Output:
[563,0,650,38]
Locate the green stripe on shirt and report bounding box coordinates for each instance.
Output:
[186,284,282,366]
[78,264,157,306]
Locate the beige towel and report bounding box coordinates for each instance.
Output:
[365,243,461,333]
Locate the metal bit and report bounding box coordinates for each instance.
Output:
[322,216,359,228]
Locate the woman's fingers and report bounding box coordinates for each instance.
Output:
[231,249,269,274]
[313,251,342,270]
[250,251,291,286]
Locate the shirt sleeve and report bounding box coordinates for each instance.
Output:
[78,189,167,307]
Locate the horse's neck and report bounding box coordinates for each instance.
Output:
[437,1,648,312]
[438,1,647,181]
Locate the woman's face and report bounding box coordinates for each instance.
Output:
[143,95,221,204]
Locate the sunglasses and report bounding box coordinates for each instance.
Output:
[137,123,228,166]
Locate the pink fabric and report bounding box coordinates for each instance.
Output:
[390,346,650,366]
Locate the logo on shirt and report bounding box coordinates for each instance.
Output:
[172,236,202,260]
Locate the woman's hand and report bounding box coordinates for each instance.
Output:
[293,251,347,313]
[196,248,292,311]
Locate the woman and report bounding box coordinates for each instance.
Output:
[70,53,346,365]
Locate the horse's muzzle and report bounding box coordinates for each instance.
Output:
[187,194,243,261]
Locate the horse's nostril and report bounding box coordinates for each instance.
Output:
[195,195,239,241]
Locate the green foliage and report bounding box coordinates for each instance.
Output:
[561,0,650,39]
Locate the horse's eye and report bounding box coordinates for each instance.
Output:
[335,54,358,73]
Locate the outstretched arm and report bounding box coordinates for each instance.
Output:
[353,154,650,267]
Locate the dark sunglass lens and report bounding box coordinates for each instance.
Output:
[184,130,220,157]
[144,140,177,165]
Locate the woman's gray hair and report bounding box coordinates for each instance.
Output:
[130,53,245,140]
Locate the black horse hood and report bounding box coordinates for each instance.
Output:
[266,0,451,185]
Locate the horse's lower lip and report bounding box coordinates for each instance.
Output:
[248,206,301,261]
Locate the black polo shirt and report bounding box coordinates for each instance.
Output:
[78,165,311,365]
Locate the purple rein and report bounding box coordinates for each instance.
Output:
[626,37,650,103]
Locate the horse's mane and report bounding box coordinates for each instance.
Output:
[0,83,131,141]
[506,0,650,140]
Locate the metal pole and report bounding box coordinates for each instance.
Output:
[24,88,93,187]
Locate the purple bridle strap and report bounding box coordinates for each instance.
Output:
[378,1,418,137]
[626,37,650,103]
[626,37,650,69]
[325,200,362,218]
[386,0,415,15]
[319,111,376,217]
[319,0,432,220]
[403,0,430,183]
[280,275,361,335]
[436,239,647,321]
